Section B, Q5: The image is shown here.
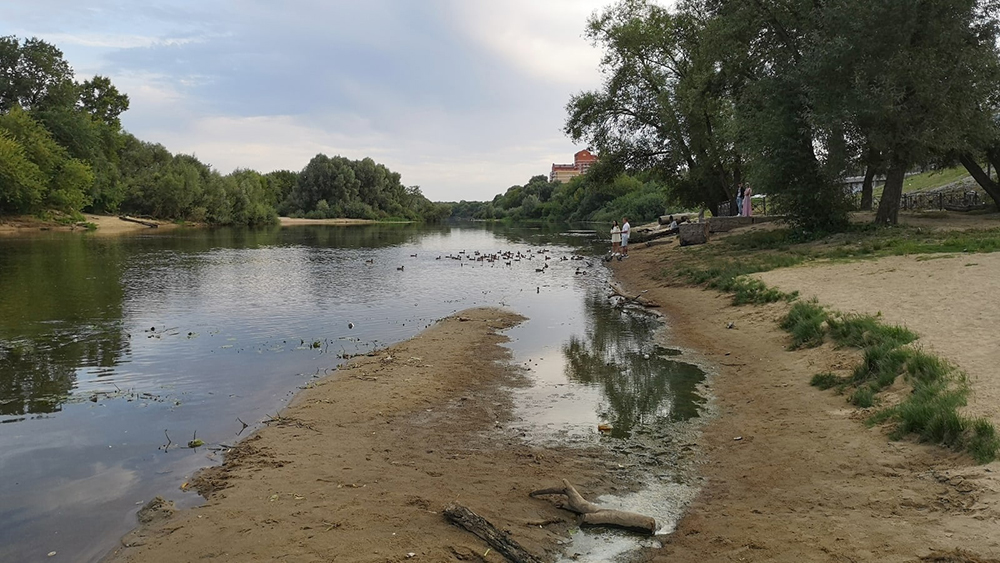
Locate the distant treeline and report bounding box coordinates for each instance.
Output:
[449,168,674,224]
[0,36,449,225]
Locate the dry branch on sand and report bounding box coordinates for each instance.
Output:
[443,504,543,563]
[609,282,661,308]
[530,479,657,534]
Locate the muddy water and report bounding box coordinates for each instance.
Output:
[0,223,706,562]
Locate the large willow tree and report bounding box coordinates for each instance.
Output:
[565,0,740,216]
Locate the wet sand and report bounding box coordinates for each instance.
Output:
[0,214,176,235]
[102,308,627,563]
[611,241,1000,562]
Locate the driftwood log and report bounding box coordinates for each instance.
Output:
[608,282,660,308]
[530,479,657,535]
[443,504,542,563]
[119,215,159,228]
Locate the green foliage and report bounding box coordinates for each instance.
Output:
[0,106,92,213]
[0,131,45,213]
[779,300,828,349]
[0,35,443,226]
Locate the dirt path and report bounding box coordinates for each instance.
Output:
[611,246,1000,563]
[102,308,621,563]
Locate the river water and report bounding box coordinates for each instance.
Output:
[0,223,705,562]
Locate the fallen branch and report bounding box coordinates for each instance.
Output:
[118,215,159,228]
[608,282,660,308]
[530,479,657,535]
[443,504,542,563]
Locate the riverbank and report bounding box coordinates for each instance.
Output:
[611,235,1000,561]
[279,217,377,226]
[102,308,629,562]
[0,214,177,235]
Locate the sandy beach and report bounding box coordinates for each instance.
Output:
[0,214,176,236]
[102,308,635,563]
[279,217,377,226]
[610,233,1000,562]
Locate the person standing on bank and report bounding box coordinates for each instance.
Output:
[610,220,621,256]
[620,217,631,258]
[735,184,744,216]
[742,184,753,217]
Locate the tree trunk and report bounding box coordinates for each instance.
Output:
[959,153,1000,210]
[860,165,876,211]
[874,164,905,225]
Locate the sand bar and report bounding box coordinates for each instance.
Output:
[103,308,621,563]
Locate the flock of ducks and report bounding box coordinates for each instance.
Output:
[363,248,595,274]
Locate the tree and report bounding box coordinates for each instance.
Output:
[78,75,129,127]
[801,0,1000,225]
[0,131,46,213]
[0,36,74,112]
[0,107,92,212]
[566,0,739,216]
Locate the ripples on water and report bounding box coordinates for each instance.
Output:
[0,223,706,562]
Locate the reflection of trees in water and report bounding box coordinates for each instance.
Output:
[563,293,705,437]
[0,237,129,418]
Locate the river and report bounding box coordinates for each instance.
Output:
[0,223,705,562]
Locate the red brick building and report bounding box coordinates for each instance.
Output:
[550,149,598,183]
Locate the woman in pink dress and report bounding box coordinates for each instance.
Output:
[742,185,753,216]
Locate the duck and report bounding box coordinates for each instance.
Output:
[397,265,404,271]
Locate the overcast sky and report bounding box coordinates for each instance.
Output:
[0,0,628,202]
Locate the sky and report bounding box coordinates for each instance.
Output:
[1,0,623,202]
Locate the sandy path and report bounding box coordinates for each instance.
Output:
[102,308,620,563]
[756,253,1000,425]
[611,245,1000,562]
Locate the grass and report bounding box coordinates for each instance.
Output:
[871,165,972,199]
[784,305,998,462]
[779,300,827,349]
[662,219,1000,462]
[811,372,847,390]
[826,313,917,349]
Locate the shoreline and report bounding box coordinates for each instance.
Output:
[101,308,634,562]
[278,217,378,226]
[0,214,180,236]
[610,239,1000,562]
[0,214,378,236]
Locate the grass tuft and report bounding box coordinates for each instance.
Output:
[851,343,911,388]
[968,419,1000,464]
[810,372,846,390]
[850,386,877,408]
[779,300,828,349]
[827,314,917,349]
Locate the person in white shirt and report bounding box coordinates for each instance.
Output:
[610,220,621,255]
[620,217,630,257]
